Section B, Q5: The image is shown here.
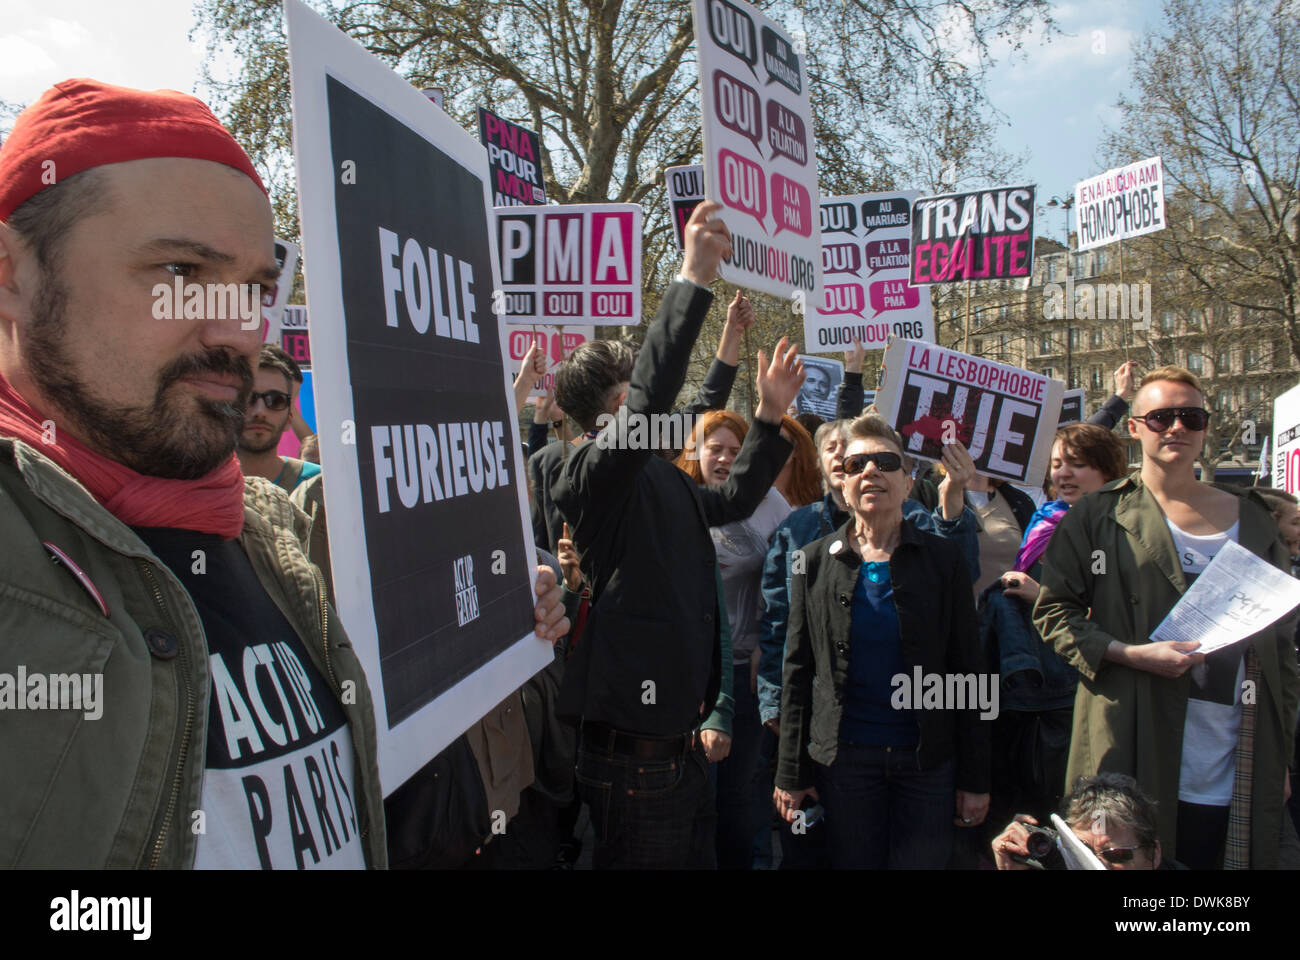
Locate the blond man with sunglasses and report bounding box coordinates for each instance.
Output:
[1035,365,1300,869]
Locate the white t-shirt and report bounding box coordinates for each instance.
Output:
[1167,517,1244,806]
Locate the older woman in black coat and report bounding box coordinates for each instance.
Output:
[773,415,990,868]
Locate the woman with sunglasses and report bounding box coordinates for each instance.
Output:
[1035,366,1300,870]
[773,415,988,868]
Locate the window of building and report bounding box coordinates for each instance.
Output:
[1095,250,1106,273]
[1161,311,1175,332]
[1245,345,1261,367]
[1047,259,1057,283]
[1069,369,1081,389]
[1042,367,1055,380]
[1215,390,1228,412]
[1187,352,1203,374]
[1090,329,1103,348]
[999,304,1009,322]
[1216,348,1231,373]
[1090,365,1104,389]
[1247,385,1262,405]
[1069,327,1081,348]
[974,339,984,355]
[1186,310,1201,331]
[1040,333,1053,355]
[1074,253,1087,277]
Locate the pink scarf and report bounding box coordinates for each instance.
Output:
[0,375,245,538]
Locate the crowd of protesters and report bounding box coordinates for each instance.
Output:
[2,78,1299,872]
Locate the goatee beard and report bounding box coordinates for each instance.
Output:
[25,272,253,480]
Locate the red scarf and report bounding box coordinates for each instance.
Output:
[0,375,245,539]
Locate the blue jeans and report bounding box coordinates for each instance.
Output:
[814,742,956,869]
[575,735,716,869]
[714,662,763,869]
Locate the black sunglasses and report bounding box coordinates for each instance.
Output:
[843,451,903,476]
[1132,406,1209,433]
[247,389,291,412]
[1094,844,1146,866]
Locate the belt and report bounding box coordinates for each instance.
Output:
[580,721,694,761]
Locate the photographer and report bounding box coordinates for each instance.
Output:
[992,773,1164,870]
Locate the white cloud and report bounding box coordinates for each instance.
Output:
[0,37,58,80]
[0,1,205,107]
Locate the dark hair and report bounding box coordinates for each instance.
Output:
[4,168,109,274]
[554,338,638,432]
[795,412,824,437]
[1054,423,1128,482]
[258,342,300,387]
[1063,773,1159,853]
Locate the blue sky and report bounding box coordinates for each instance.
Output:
[1,0,1172,215]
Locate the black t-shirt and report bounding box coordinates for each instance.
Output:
[134,527,366,869]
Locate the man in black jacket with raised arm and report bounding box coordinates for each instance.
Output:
[552,202,805,869]
[528,289,756,556]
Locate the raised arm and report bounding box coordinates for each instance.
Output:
[681,290,754,415]
[1088,361,1136,429]
[837,338,867,419]
[553,203,731,521]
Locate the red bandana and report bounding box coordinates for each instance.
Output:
[0,376,245,539]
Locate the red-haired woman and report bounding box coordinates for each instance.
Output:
[675,411,813,868]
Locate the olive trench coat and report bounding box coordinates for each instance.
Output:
[1034,473,1299,868]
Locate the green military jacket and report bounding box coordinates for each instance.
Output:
[1034,473,1300,868]
[0,438,387,868]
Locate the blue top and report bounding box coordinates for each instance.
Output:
[277,458,321,490]
[840,561,919,747]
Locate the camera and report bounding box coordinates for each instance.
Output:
[1011,825,1065,869]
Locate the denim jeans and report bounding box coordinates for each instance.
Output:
[814,742,956,869]
[575,735,716,869]
[714,662,764,869]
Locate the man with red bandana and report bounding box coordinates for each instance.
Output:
[0,79,568,868]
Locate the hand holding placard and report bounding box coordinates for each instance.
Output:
[681,200,733,287]
[726,289,756,333]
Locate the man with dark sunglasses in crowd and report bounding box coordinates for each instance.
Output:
[1035,365,1299,869]
[236,343,321,493]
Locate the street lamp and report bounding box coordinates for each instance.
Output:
[1048,195,1075,385]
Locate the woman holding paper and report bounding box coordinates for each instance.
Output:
[773,414,989,869]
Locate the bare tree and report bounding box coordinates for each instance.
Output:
[1107,0,1300,365]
